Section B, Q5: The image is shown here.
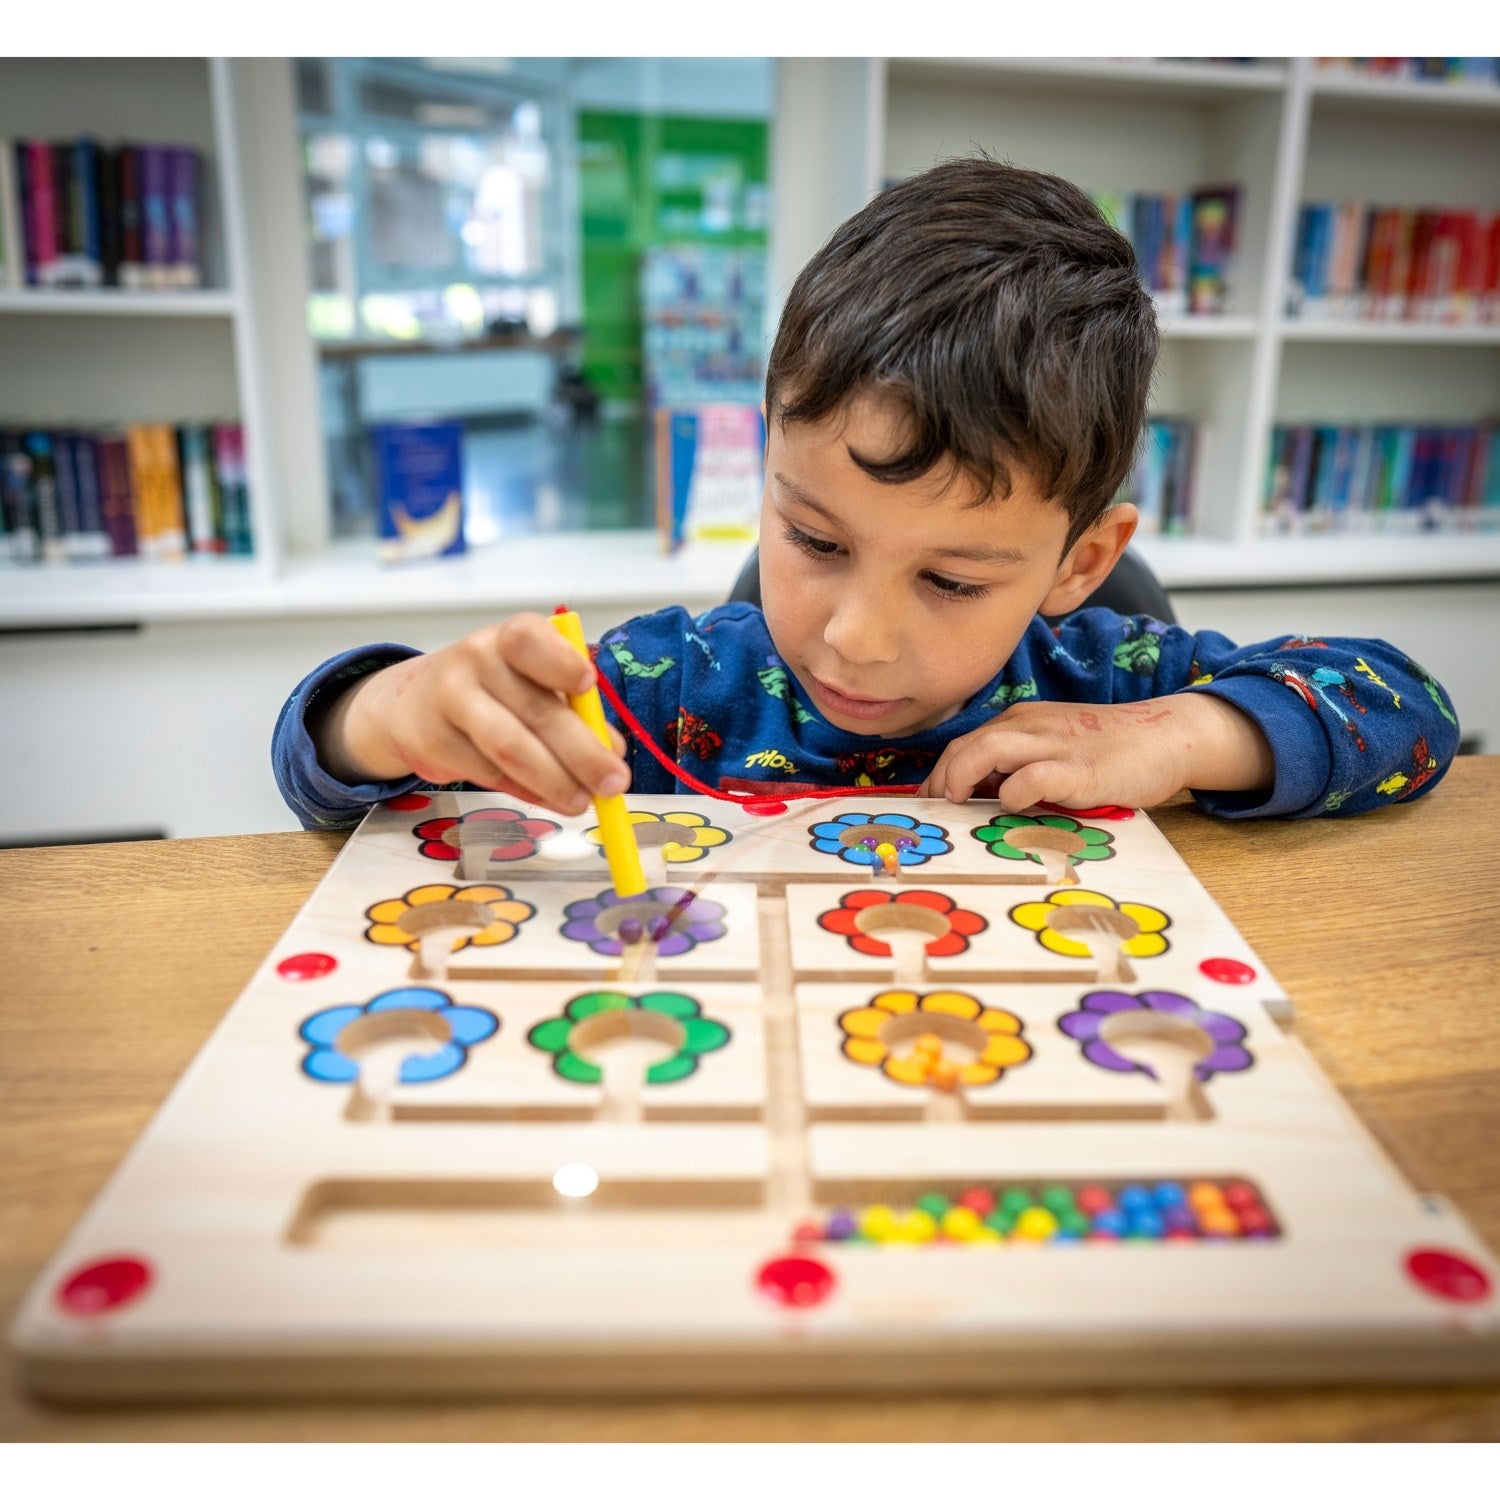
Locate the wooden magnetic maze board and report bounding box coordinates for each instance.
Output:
[13,792,1500,1397]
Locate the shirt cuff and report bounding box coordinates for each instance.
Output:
[1182,675,1333,819]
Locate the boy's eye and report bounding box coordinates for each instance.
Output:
[783,522,841,557]
[923,572,992,601]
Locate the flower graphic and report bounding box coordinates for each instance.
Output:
[817,889,987,958]
[299,987,499,1084]
[809,811,951,869]
[527,990,731,1084]
[971,813,1117,868]
[364,883,536,952]
[1059,989,1253,1080]
[561,886,728,958]
[838,989,1031,1087]
[585,809,731,866]
[412,806,562,862]
[1009,889,1171,960]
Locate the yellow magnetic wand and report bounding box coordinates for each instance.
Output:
[550,606,647,897]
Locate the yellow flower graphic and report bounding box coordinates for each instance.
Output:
[585,809,731,865]
[1008,889,1170,960]
[364,883,536,952]
[837,989,1031,1088]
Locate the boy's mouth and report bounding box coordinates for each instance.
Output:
[809,675,908,722]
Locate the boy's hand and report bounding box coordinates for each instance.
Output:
[917,694,1274,811]
[313,614,631,817]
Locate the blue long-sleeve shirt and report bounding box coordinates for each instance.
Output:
[272,603,1460,830]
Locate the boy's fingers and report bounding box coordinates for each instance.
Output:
[490,614,595,696]
[451,698,594,816]
[998,760,1077,813]
[522,692,632,796]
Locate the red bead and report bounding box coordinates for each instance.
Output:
[1077,1186,1114,1215]
[1405,1248,1493,1304]
[56,1256,153,1317]
[385,793,432,811]
[1223,1181,1260,1211]
[1165,1227,1196,1240]
[1236,1207,1276,1236]
[755,1255,837,1309]
[1199,956,1257,985]
[276,951,337,981]
[791,1220,824,1243]
[958,1187,996,1215]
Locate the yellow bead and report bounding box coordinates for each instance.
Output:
[894,1209,938,1243]
[941,1206,984,1241]
[875,842,897,858]
[972,1228,1005,1246]
[930,1059,961,1091]
[1014,1206,1060,1240]
[861,1204,897,1240]
[913,1032,944,1057]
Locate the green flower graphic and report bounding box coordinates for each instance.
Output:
[971,813,1117,868]
[526,990,731,1084]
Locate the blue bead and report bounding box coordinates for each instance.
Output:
[1092,1208,1126,1235]
[1126,1210,1165,1238]
[1118,1184,1152,1215]
[1153,1181,1187,1209]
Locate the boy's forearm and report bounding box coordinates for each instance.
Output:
[1169,691,1275,795]
[309,666,412,786]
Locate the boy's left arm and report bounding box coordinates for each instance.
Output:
[921,614,1461,818]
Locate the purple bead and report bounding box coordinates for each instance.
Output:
[1164,1204,1197,1233]
[825,1211,858,1241]
[647,915,672,941]
[894,836,916,850]
[617,917,645,945]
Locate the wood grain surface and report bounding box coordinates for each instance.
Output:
[3,762,1497,1441]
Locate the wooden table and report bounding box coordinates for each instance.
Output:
[4,759,1499,1440]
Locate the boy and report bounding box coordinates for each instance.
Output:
[273,159,1458,830]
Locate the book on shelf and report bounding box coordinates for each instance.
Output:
[1089,185,1233,316]
[371,421,466,565]
[0,420,251,565]
[1288,200,1499,324]
[1117,416,1199,536]
[4,137,206,293]
[654,404,767,553]
[1312,57,1500,86]
[1261,420,1500,535]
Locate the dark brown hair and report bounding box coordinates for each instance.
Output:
[764,156,1158,552]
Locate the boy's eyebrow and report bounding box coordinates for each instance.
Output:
[773,470,1030,566]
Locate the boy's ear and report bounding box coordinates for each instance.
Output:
[1038,503,1140,617]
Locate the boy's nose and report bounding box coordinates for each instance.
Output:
[823,590,901,665]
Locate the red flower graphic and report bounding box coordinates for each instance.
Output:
[413,806,562,863]
[817,889,988,958]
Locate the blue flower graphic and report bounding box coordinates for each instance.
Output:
[299,986,499,1085]
[808,811,952,869]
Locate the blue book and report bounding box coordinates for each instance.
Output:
[73,139,101,272]
[372,422,466,564]
[71,432,110,559]
[1310,424,1342,527]
[53,431,84,560]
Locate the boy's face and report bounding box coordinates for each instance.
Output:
[758,395,1116,738]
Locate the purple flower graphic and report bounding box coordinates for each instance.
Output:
[1058,989,1252,1081]
[560,885,728,958]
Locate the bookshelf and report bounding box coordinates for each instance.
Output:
[2,57,1498,842]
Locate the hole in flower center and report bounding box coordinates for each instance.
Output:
[628,821,695,849]
[878,1009,987,1067]
[398,902,496,979]
[1001,826,1086,885]
[336,1009,453,1121]
[837,820,918,849]
[594,898,686,943]
[851,902,952,944]
[569,1009,688,1122]
[1097,1010,1215,1121]
[1045,905,1141,980]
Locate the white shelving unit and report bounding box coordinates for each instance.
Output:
[1,57,1497,843]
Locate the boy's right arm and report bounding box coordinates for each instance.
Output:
[273,615,630,830]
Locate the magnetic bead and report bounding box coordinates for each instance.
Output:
[1236,1206,1275,1236]
[930,1060,961,1091]
[941,1206,985,1241]
[1092,1208,1125,1237]
[1188,1181,1225,1212]
[912,1033,944,1058]
[791,1220,823,1243]
[984,1210,1015,1237]
[1198,1208,1240,1238]
[1153,1181,1187,1210]
[860,1204,897,1241]
[1000,1187,1032,1216]
[1118,1184,1152,1216]
[1223,1181,1260,1211]
[617,917,645,944]
[825,1210,858,1241]
[1125,1209,1165,1239]
[1060,1209,1092,1238]
[1041,1184,1075,1216]
[1164,1205,1197,1234]
[647,915,672,941]
[917,1192,950,1220]
[894,1209,937,1243]
[958,1187,995,1216]
[1014,1206,1059,1241]
[1076,1186,1114,1216]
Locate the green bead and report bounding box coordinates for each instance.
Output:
[985,1209,1016,1236]
[1041,1185,1075,1215]
[1000,1187,1032,1216]
[917,1193,950,1220]
[1060,1209,1092,1237]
